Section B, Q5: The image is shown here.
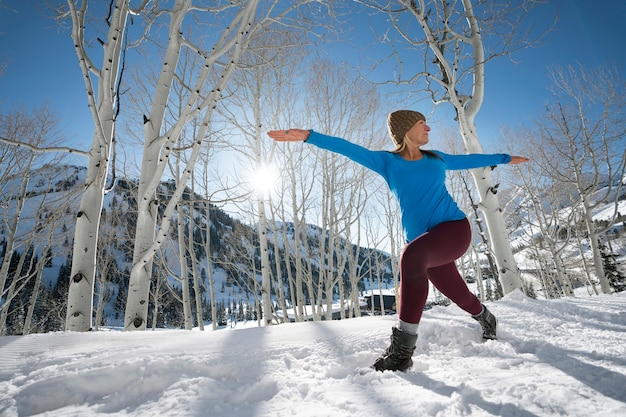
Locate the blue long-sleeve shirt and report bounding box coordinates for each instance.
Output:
[306,131,511,242]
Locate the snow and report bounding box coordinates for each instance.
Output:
[2,291,625,417]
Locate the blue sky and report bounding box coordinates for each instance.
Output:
[0,2,92,151]
[1,1,625,156]
[475,0,626,147]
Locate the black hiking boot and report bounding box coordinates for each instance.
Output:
[372,327,417,372]
[472,304,497,340]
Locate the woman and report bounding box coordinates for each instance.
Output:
[267,110,529,372]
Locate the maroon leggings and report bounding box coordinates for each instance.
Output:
[399,218,483,324]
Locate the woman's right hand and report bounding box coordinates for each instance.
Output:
[267,129,310,142]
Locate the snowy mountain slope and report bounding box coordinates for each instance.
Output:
[1,290,625,417]
[0,165,396,331]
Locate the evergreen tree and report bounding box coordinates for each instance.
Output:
[522,278,537,299]
[54,256,72,300]
[44,247,53,268]
[113,285,127,321]
[599,241,626,293]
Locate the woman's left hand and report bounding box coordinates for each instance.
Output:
[509,156,530,164]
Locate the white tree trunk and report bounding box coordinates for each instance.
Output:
[291,185,307,322]
[453,0,521,294]
[201,202,217,330]
[124,0,197,330]
[0,174,28,300]
[188,180,204,331]
[125,0,263,330]
[270,201,289,323]
[23,234,54,335]
[177,209,193,330]
[373,0,539,295]
[0,234,35,335]
[65,129,112,330]
[65,0,130,331]
[256,198,273,326]
[467,164,522,294]
[583,198,611,294]
[281,219,300,322]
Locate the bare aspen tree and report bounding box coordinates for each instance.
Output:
[301,232,318,319]
[1,170,71,335]
[165,147,195,330]
[362,195,392,315]
[219,30,307,326]
[268,197,289,323]
[21,169,75,334]
[175,187,193,330]
[148,255,172,329]
[202,206,218,330]
[535,65,625,294]
[62,0,153,331]
[217,29,305,324]
[22,234,54,335]
[191,135,251,330]
[286,155,318,322]
[305,61,383,320]
[123,1,327,330]
[437,129,503,299]
[93,217,118,330]
[356,0,552,294]
[255,162,276,326]
[337,171,371,320]
[344,176,388,319]
[0,107,55,299]
[193,158,221,330]
[217,218,264,323]
[0,107,72,334]
[0,149,30,307]
[504,127,576,297]
[269,181,314,320]
[337,128,389,319]
[271,113,318,322]
[128,39,213,330]
[0,236,36,334]
[465,245,485,298]
[377,187,403,305]
[187,176,204,330]
[344,213,363,318]
[274,179,310,323]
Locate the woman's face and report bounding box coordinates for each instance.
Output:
[404,119,431,148]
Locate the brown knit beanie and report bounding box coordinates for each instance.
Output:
[387,110,426,147]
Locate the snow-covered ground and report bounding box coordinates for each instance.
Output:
[1,290,625,417]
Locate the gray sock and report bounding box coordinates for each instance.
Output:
[472,304,485,318]
[397,319,419,335]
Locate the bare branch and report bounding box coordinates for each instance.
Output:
[0,135,89,157]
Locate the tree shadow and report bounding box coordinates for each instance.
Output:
[399,371,541,417]
[506,334,626,404]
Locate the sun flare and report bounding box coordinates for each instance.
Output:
[249,163,279,197]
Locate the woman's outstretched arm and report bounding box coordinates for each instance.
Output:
[268,129,389,177]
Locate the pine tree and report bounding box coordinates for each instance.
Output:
[522,278,537,299]
[54,256,72,302]
[44,247,53,268]
[599,241,626,293]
